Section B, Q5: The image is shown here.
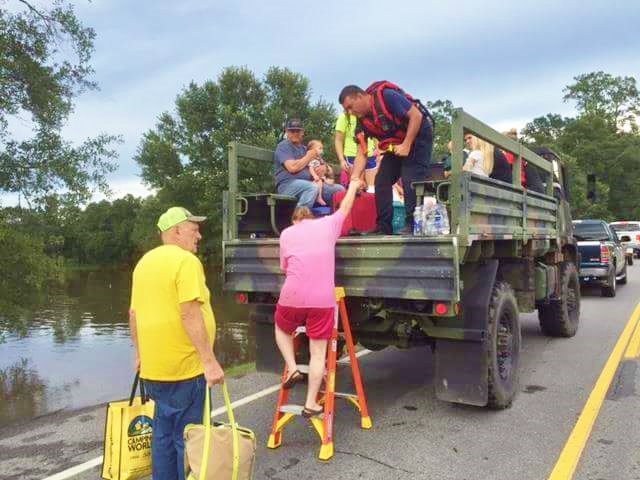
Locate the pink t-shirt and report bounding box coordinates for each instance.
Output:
[278,211,345,308]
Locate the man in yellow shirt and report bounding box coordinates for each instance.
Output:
[129,206,224,480]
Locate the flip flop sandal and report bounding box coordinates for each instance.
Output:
[282,370,304,390]
[302,406,324,418]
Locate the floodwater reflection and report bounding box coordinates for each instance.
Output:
[0,267,253,427]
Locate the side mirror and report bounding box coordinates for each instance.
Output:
[587,174,596,202]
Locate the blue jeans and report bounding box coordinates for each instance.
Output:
[278,179,345,208]
[144,375,206,480]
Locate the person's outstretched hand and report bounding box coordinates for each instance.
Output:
[349,178,364,191]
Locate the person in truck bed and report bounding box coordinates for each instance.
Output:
[307,139,330,206]
[339,81,434,235]
[463,133,493,177]
[274,118,344,208]
[275,179,362,417]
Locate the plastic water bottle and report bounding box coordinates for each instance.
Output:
[433,206,443,234]
[413,206,423,236]
[422,196,437,235]
[438,203,450,235]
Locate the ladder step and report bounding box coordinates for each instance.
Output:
[279,404,324,418]
[321,391,358,400]
[279,404,305,415]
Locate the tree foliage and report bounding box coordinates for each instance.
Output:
[521,73,640,221]
[135,66,336,260]
[426,99,456,161]
[0,0,120,206]
[563,71,640,128]
[0,1,120,332]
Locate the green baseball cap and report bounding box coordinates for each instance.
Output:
[157,206,206,232]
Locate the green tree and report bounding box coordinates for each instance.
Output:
[524,72,640,222]
[66,195,143,265]
[563,71,640,129]
[0,209,60,335]
[135,66,336,261]
[0,1,119,333]
[426,99,456,160]
[0,0,120,205]
[521,113,573,147]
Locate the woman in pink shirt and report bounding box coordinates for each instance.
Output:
[276,179,362,416]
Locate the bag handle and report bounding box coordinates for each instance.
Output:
[128,371,148,406]
[198,381,240,480]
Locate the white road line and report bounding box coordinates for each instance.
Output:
[42,458,104,480]
[41,349,372,480]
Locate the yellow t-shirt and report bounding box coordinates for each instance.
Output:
[335,112,376,157]
[131,244,216,381]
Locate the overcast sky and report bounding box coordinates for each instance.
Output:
[5,0,640,203]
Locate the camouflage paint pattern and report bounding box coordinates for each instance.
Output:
[222,109,571,344]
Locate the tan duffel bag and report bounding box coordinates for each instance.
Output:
[184,382,256,480]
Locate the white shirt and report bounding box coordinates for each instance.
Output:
[464,150,488,177]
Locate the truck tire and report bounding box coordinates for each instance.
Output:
[487,281,521,410]
[618,262,628,285]
[627,256,633,266]
[601,266,616,297]
[538,262,580,338]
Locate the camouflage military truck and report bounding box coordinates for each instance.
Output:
[221,109,580,409]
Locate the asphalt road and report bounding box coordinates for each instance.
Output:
[1,268,639,480]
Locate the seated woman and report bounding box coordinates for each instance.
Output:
[462,133,493,177]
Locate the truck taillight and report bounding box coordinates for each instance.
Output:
[235,293,248,304]
[600,245,610,264]
[636,234,640,242]
[434,303,449,315]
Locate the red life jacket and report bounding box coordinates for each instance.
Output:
[359,81,416,150]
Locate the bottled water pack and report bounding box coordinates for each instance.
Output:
[420,196,450,236]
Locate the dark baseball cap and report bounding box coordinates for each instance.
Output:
[285,118,304,130]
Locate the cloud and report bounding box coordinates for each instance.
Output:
[6,0,636,203]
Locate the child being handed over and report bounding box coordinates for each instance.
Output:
[307,139,330,206]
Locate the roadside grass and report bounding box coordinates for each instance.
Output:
[225,362,256,378]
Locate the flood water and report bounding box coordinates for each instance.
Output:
[0,267,254,427]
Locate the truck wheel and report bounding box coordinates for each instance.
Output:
[538,263,581,338]
[618,263,628,285]
[627,256,634,266]
[487,281,521,410]
[601,266,617,297]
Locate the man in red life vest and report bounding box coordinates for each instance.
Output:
[339,82,434,234]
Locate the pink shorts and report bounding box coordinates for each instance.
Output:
[275,304,335,340]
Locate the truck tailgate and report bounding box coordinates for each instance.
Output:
[577,241,605,266]
[223,236,460,302]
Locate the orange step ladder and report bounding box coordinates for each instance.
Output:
[267,287,372,460]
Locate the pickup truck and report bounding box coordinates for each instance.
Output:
[222,109,580,409]
[573,219,627,297]
[610,221,640,266]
